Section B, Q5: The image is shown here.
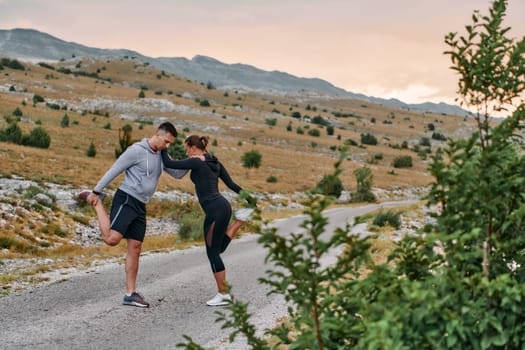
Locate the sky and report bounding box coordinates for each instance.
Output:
[1,0,524,108]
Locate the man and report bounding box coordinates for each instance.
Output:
[79,122,187,308]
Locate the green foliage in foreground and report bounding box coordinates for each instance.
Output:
[178,1,525,348]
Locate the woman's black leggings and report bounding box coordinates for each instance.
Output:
[202,196,232,273]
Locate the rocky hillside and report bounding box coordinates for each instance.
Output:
[0,28,471,116]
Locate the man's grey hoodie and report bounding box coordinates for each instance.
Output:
[94,138,187,203]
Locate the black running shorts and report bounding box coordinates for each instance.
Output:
[109,189,147,242]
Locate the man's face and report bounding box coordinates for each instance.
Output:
[155,130,175,151]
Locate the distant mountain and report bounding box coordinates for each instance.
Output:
[0,28,471,116]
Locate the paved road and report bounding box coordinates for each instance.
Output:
[0,200,416,350]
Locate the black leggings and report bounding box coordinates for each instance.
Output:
[202,196,232,273]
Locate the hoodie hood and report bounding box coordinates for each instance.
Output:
[204,153,220,173]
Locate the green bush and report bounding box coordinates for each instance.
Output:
[241,150,262,170]
[12,107,23,117]
[307,128,321,137]
[22,127,51,149]
[315,174,343,198]
[265,118,277,126]
[352,166,376,202]
[46,102,60,110]
[372,210,401,229]
[86,141,96,157]
[0,58,25,70]
[60,114,70,128]
[361,132,378,145]
[266,175,277,183]
[432,132,447,141]
[177,212,204,241]
[392,155,413,168]
[0,123,23,144]
[32,94,45,104]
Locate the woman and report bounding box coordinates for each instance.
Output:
[161,135,253,306]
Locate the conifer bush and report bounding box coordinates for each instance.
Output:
[22,127,51,149]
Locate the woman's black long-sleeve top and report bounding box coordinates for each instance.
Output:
[161,151,242,207]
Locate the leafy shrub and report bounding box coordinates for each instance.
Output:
[361,132,378,145]
[315,174,343,198]
[0,58,25,70]
[266,175,277,183]
[432,132,447,141]
[46,102,61,110]
[241,150,262,170]
[344,138,358,146]
[352,166,376,202]
[392,155,413,168]
[311,115,330,126]
[372,210,401,228]
[177,211,204,241]
[199,99,210,107]
[265,118,277,126]
[33,94,45,104]
[307,128,320,137]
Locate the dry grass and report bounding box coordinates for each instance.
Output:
[0,57,481,194]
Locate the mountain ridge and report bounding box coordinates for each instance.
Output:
[0,28,470,116]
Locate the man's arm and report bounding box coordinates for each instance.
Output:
[93,145,138,192]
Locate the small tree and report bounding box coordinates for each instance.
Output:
[115,124,133,158]
[315,174,343,198]
[12,107,23,117]
[60,114,70,128]
[352,166,376,202]
[138,89,145,98]
[86,141,96,157]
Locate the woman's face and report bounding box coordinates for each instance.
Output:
[184,143,194,157]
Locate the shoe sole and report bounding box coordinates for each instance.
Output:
[123,301,149,308]
[206,299,232,306]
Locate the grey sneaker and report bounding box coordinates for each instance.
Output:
[206,293,232,306]
[234,208,254,222]
[123,292,150,308]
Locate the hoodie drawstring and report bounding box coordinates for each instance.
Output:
[146,149,149,176]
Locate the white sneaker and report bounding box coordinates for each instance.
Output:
[206,293,232,306]
[234,208,254,222]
